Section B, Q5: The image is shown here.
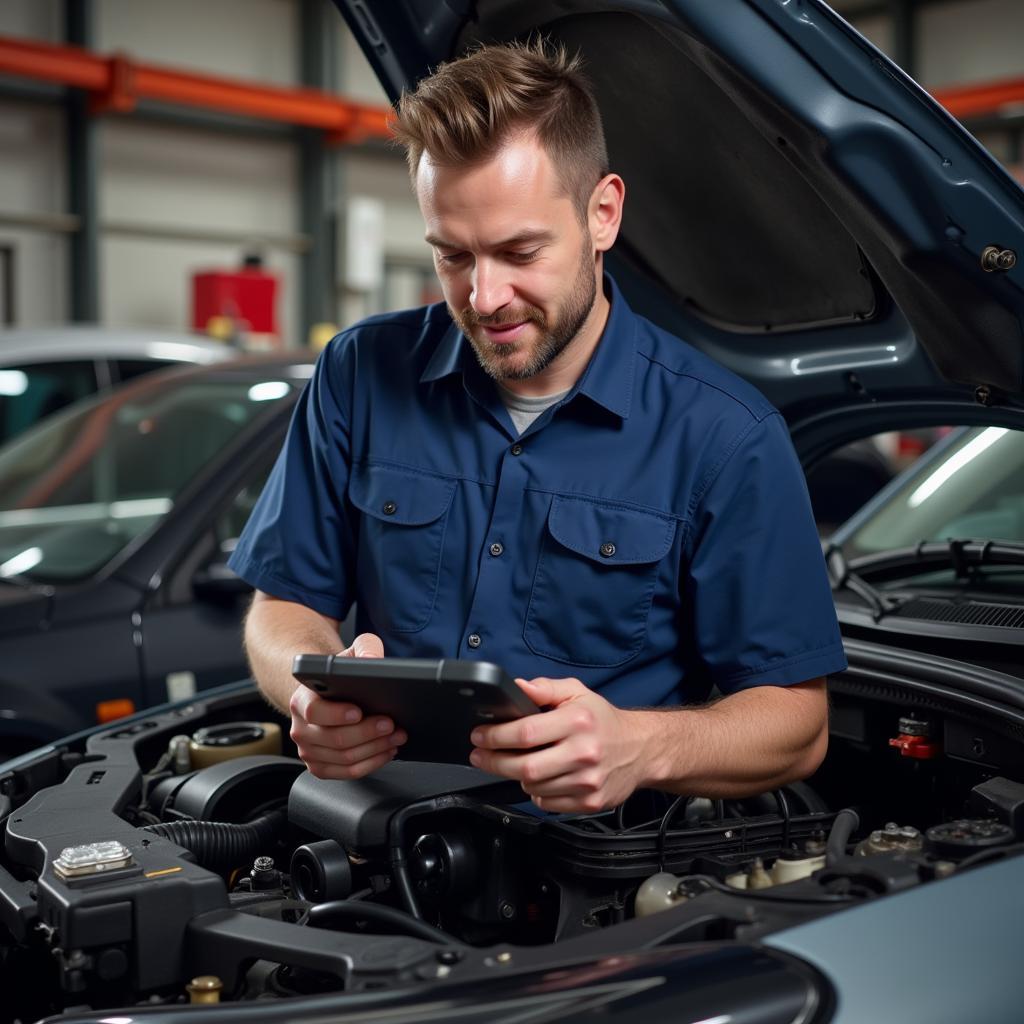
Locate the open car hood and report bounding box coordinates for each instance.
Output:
[335,0,1024,456]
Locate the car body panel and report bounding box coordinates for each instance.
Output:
[335,0,1024,450]
[0,357,309,745]
[0,327,236,445]
[766,853,1024,1024]
[0,327,233,366]
[2,4,1023,1022]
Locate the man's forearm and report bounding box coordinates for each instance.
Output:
[628,679,828,799]
[243,592,342,714]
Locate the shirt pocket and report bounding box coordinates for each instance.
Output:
[524,495,677,668]
[348,463,456,633]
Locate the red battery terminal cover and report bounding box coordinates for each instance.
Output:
[889,733,942,759]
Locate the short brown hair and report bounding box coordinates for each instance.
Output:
[391,39,608,219]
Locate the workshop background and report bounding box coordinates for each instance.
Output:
[0,0,1022,348]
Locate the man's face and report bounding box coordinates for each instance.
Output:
[416,134,599,383]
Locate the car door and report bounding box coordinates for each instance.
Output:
[136,459,273,707]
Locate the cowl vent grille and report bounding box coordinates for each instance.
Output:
[895,597,1024,629]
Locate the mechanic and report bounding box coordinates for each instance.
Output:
[229,40,848,814]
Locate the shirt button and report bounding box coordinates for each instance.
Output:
[600,542,616,558]
[510,444,523,456]
[489,542,504,557]
[382,501,397,515]
[467,633,482,649]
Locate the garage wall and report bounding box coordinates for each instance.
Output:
[845,14,893,56]
[100,120,299,338]
[837,0,1024,90]
[0,100,68,324]
[96,0,298,86]
[0,0,1022,332]
[0,0,60,41]
[917,0,1024,89]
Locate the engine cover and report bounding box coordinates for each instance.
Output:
[288,761,521,849]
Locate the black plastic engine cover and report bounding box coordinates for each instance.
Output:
[288,761,521,849]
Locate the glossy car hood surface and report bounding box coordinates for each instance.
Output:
[335,0,1024,453]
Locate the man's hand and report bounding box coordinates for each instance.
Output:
[288,632,407,779]
[469,677,648,813]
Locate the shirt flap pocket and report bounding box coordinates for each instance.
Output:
[349,463,455,526]
[547,496,676,565]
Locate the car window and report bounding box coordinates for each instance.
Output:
[113,358,176,384]
[841,426,1024,558]
[807,429,948,535]
[215,461,273,552]
[0,361,98,446]
[0,375,295,583]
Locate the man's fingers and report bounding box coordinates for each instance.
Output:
[295,716,400,747]
[305,747,398,781]
[470,738,593,784]
[519,769,599,798]
[296,731,405,767]
[531,793,610,814]
[302,701,366,729]
[294,719,405,749]
[471,702,580,751]
[341,633,385,659]
[289,684,361,725]
[516,676,588,709]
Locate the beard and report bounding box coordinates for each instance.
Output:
[450,244,597,383]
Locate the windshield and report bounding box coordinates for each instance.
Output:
[843,426,1024,559]
[0,373,295,583]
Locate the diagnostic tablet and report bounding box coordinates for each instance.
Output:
[291,655,539,763]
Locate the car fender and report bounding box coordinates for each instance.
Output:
[0,680,88,750]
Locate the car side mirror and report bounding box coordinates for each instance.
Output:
[192,562,252,603]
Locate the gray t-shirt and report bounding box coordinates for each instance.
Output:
[497,383,570,435]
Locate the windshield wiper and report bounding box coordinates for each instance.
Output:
[849,538,1024,584]
[823,543,900,622]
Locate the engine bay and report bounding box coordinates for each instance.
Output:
[2,643,1024,1021]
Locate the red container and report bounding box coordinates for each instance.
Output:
[192,263,279,337]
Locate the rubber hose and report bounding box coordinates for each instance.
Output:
[825,808,860,867]
[142,808,285,873]
[307,899,461,946]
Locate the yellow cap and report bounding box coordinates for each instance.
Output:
[309,322,339,351]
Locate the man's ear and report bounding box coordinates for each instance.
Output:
[589,173,625,253]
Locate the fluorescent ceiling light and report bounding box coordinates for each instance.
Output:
[247,381,290,402]
[0,370,29,397]
[0,546,43,578]
[908,427,1008,508]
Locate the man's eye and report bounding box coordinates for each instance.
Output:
[438,252,468,265]
[507,250,541,263]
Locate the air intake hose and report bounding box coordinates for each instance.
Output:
[825,808,860,867]
[142,808,285,873]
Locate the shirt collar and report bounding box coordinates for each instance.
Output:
[419,274,637,421]
[420,319,465,384]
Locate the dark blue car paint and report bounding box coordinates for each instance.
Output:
[336,0,1024,473]
[0,366,302,750]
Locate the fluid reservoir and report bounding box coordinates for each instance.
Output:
[634,872,686,917]
[188,722,282,768]
[771,848,826,885]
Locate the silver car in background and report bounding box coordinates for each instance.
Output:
[0,326,233,445]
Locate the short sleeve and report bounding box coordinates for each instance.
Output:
[684,412,847,693]
[227,339,356,620]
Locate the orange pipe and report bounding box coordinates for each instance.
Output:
[932,76,1024,121]
[3,33,1022,132]
[0,34,392,142]
[0,36,107,90]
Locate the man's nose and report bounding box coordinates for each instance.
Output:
[470,259,514,317]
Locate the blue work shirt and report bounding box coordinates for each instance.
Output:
[229,277,847,707]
